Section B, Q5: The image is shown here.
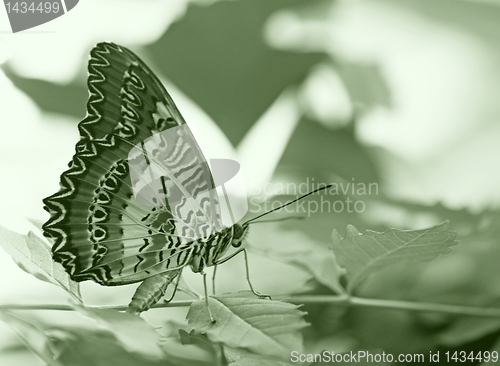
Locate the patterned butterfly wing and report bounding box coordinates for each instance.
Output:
[42,42,222,286]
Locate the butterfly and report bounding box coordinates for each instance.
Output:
[42,42,329,319]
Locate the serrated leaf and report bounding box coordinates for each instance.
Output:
[187,291,308,360]
[0,310,61,366]
[74,306,165,360]
[0,225,82,302]
[332,222,458,292]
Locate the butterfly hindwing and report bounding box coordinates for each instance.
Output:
[43,42,222,286]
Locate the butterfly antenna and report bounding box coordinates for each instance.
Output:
[244,184,332,225]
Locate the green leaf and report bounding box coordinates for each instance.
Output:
[161,333,223,366]
[225,347,292,365]
[159,322,225,365]
[74,306,165,360]
[256,245,346,295]
[0,310,60,366]
[178,330,228,366]
[0,225,81,302]
[249,225,345,295]
[53,329,173,366]
[0,309,179,366]
[186,291,308,360]
[331,222,458,292]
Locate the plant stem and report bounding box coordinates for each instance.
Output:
[289,295,500,318]
[0,300,194,312]
[2,295,500,319]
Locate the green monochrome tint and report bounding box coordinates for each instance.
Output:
[2,1,500,364]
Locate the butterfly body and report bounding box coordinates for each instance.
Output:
[42,42,250,312]
[189,225,234,273]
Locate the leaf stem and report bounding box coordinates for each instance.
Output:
[2,295,500,319]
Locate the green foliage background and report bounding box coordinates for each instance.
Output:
[2,0,500,365]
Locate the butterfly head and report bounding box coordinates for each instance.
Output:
[231,223,249,248]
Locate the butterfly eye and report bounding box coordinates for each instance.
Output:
[232,239,242,248]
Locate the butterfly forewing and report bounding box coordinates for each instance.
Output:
[42,42,223,286]
[129,124,222,242]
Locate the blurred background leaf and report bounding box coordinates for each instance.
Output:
[74,306,165,360]
[0,310,60,366]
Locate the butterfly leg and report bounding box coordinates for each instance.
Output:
[214,248,271,300]
[243,249,271,300]
[163,268,183,303]
[213,248,245,265]
[212,265,218,295]
[202,271,216,323]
